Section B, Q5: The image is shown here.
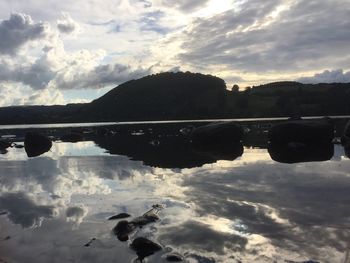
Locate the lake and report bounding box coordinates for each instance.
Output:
[0,121,349,263]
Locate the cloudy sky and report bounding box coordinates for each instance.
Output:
[0,0,349,106]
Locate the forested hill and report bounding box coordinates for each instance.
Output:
[0,72,350,124]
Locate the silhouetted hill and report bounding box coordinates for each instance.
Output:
[82,72,227,121]
[0,72,350,124]
[0,104,85,124]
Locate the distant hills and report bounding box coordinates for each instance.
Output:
[0,72,350,124]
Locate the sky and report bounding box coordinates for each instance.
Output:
[0,0,349,106]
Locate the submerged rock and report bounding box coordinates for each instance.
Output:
[112,204,163,242]
[113,220,136,241]
[191,122,243,145]
[132,213,159,227]
[165,253,184,262]
[130,237,162,261]
[0,140,11,149]
[83,238,96,247]
[108,213,131,220]
[24,132,52,157]
[268,119,334,144]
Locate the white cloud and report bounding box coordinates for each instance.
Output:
[160,0,209,12]
[57,12,80,35]
[0,12,151,104]
[0,83,65,106]
[298,69,350,84]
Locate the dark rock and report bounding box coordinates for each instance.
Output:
[24,132,52,157]
[0,149,8,154]
[165,253,184,262]
[108,213,131,220]
[344,120,350,137]
[191,121,243,145]
[112,205,163,242]
[13,144,24,148]
[341,120,350,145]
[268,142,334,163]
[112,220,136,241]
[132,213,159,227]
[130,237,162,261]
[0,140,11,149]
[268,119,334,144]
[84,238,96,247]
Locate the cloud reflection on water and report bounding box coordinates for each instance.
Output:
[0,141,349,262]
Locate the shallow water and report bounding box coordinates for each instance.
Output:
[0,131,350,262]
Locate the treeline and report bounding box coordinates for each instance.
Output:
[0,72,349,124]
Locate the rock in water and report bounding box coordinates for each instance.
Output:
[130,237,162,260]
[341,120,350,145]
[108,213,131,220]
[24,132,52,157]
[190,121,243,146]
[268,142,334,163]
[268,119,334,144]
[165,253,184,262]
[0,140,11,149]
[112,220,136,241]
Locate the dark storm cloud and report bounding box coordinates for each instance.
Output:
[0,13,48,55]
[161,0,209,12]
[298,69,350,84]
[0,51,150,90]
[0,192,55,228]
[0,55,55,89]
[178,0,350,72]
[54,63,151,89]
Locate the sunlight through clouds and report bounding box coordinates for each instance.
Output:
[0,0,349,104]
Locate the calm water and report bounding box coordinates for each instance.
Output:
[0,124,350,263]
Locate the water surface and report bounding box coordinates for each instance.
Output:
[0,126,349,263]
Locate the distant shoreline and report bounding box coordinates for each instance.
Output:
[1,115,350,130]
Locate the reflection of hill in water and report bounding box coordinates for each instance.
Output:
[93,134,243,169]
[2,120,348,165]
